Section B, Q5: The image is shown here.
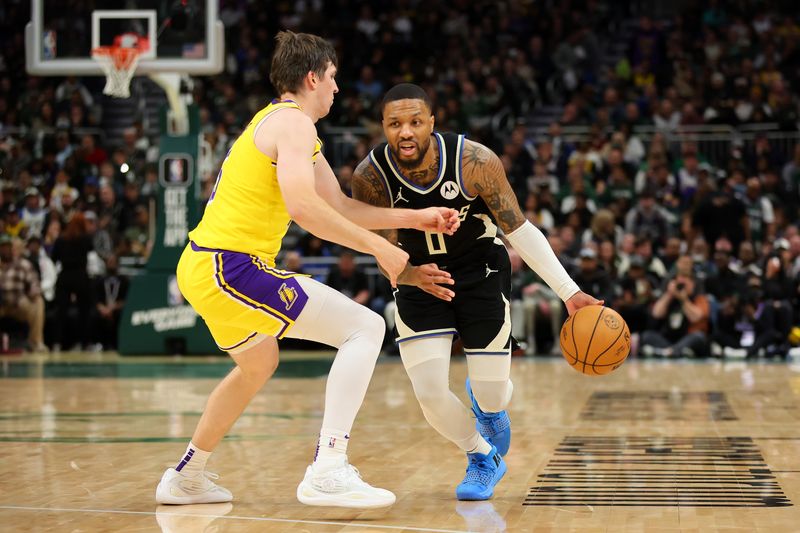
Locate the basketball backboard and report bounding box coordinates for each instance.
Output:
[26,0,224,75]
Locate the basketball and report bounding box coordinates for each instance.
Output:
[560,305,630,376]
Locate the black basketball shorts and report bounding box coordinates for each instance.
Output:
[393,251,512,355]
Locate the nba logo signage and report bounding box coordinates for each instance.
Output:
[159,154,193,248]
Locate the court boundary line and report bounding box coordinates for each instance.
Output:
[0,505,469,533]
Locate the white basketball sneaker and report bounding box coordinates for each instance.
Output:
[296,458,396,509]
[155,468,233,505]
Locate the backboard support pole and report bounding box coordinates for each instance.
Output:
[148,72,190,137]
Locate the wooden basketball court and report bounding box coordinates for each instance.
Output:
[2,352,799,532]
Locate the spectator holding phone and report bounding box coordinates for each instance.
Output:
[640,255,710,357]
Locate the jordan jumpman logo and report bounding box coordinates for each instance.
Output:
[395,188,409,204]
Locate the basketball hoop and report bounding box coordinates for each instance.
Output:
[91,33,149,98]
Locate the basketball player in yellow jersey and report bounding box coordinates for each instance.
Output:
[155,31,460,509]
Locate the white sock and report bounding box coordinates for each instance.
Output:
[175,441,211,477]
[468,437,493,456]
[313,428,349,471]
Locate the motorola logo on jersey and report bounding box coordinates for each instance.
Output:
[440,181,459,200]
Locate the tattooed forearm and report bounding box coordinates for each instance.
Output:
[396,262,416,284]
[378,228,398,245]
[379,255,413,284]
[472,180,524,232]
[462,141,525,233]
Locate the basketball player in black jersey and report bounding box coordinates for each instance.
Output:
[352,84,600,500]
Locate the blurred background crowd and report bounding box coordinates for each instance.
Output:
[1,0,799,357]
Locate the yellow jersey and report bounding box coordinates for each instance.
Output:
[188,100,322,266]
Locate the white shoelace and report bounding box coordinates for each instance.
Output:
[311,461,369,493]
[343,464,361,480]
[203,471,220,481]
[180,471,221,493]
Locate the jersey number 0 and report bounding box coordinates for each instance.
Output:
[423,205,470,255]
[424,231,447,255]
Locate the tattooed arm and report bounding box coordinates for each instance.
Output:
[460,140,526,233]
[460,139,600,313]
[352,156,455,300]
[316,153,459,233]
[349,156,395,241]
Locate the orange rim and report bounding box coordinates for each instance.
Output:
[91,35,149,69]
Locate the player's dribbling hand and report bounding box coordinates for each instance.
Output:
[565,291,603,316]
[414,207,461,235]
[409,263,455,301]
[375,240,410,288]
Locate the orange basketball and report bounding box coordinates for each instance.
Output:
[559,305,630,375]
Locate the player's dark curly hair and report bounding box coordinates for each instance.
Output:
[380,83,433,118]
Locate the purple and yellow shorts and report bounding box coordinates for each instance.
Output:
[176,242,308,352]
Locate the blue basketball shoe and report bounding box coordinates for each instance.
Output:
[455,444,507,501]
[466,378,511,456]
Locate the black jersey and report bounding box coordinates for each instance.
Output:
[368,132,502,279]
[371,133,512,349]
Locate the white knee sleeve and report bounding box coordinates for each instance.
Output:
[469,379,513,413]
[406,358,452,406]
[466,354,513,413]
[400,336,480,451]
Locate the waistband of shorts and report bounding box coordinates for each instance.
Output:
[189,242,291,274]
[190,241,231,253]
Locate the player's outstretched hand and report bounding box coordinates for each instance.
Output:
[565,291,604,316]
[374,240,410,288]
[413,207,461,235]
[408,263,455,301]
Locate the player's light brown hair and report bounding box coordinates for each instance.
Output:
[269,31,337,95]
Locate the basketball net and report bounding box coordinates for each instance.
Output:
[92,33,149,98]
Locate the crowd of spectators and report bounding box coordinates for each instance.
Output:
[1,1,800,357]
